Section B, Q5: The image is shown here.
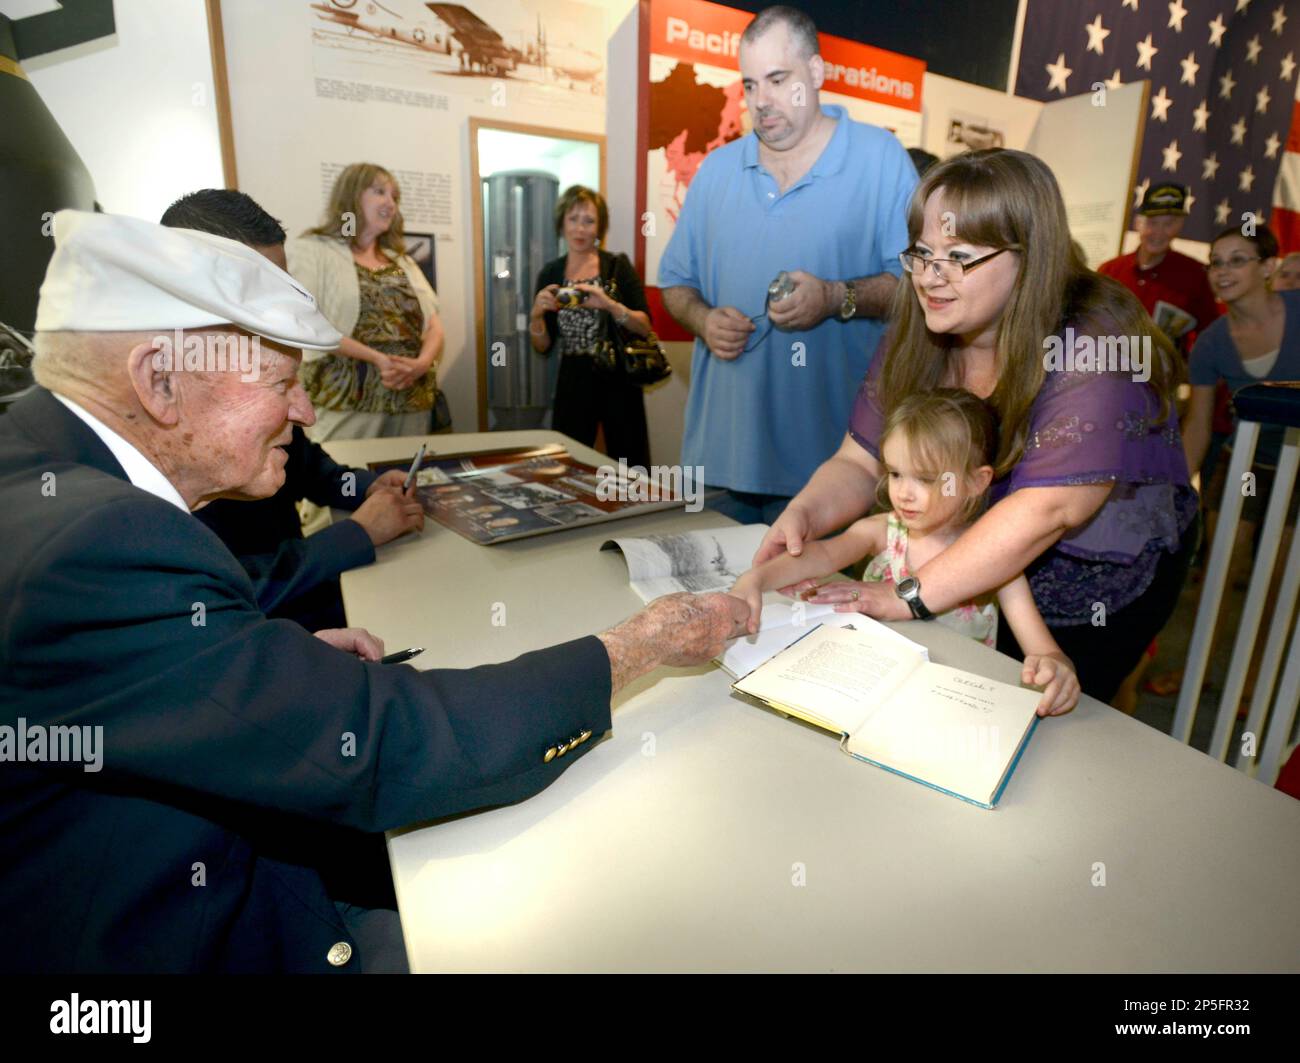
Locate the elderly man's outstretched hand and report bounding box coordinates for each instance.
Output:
[597,592,750,694]
[653,592,751,667]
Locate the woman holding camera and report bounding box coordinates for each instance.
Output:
[530,185,653,469]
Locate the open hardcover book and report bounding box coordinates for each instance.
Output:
[732,623,1042,809]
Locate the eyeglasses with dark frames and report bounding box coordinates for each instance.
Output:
[899,246,1017,283]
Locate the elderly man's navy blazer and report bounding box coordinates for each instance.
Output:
[0,388,612,973]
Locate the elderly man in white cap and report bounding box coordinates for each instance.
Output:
[0,211,747,974]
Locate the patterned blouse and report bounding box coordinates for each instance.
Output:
[302,262,433,415]
[863,513,999,648]
[556,274,604,356]
[849,317,1196,626]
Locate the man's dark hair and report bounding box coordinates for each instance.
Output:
[160,189,286,246]
[741,5,819,58]
[1211,222,1280,261]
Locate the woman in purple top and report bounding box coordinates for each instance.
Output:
[755,149,1197,704]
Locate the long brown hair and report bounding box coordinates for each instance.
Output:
[305,162,406,255]
[881,149,1179,478]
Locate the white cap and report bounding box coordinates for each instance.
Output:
[35,210,342,350]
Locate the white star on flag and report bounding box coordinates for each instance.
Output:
[1122,0,1139,10]
[1168,0,1187,32]
[1185,191,1196,213]
[1106,68,1124,89]
[1231,117,1248,144]
[1272,5,1288,35]
[1085,14,1110,55]
[1219,69,1236,98]
[1235,0,1252,14]
[1179,51,1200,85]
[1152,85,1173,120]
[1192,99,1211,131]
[1264,132,1281,158]
[1208,14,1227,47]
[1256,85,1271,112]
[1246,35,1262,64]
[1282,53,1297,81]
[1133,176,1151,208]
[1162,140,1183,170]
[1216,198,1231,224]
[1045,53,1072,93]
[1136,34,1159,70]
[1203,152,1220,180]
[1239,166,1255,192]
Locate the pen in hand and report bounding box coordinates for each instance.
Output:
[380,647,425,665]
[402,443,428,493]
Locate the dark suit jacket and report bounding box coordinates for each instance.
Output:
[196,426,377,626]
[0,389,612,973]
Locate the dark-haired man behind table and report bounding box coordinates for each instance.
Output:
[161,189,423,630]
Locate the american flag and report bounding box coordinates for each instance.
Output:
[1013,0,1300,249]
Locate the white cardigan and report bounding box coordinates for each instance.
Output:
[286,234,440,362]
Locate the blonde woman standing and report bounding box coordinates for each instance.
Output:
[288,162,447,440]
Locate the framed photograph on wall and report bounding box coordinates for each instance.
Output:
[404,231,437,292]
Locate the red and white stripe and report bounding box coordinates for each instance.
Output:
[1272,83,1300,253]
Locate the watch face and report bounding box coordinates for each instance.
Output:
[896,576,918,598]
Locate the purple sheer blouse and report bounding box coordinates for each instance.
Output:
[847,327,1197,625]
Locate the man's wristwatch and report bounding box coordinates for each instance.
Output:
[894,575,934,620]
[838,281,857,321]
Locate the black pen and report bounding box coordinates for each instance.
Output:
[401,443,428,492]
[380,647,425,665]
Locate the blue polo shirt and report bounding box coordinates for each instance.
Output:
[658,104,916,497]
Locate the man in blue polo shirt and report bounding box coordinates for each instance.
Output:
[659,5,916,526]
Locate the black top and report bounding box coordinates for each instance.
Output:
[533,249,649,353]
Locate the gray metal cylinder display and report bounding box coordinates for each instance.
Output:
[482,170,558,430]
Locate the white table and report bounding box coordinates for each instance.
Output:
[325,431,1300,973]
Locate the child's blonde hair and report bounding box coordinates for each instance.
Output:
[876,389,999,526]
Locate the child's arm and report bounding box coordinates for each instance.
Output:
[996,574,1081,716]
[733,515,887,634]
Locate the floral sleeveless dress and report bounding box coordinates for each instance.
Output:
[862,513,999,648]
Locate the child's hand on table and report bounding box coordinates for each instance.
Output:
[1022,652,1081,716]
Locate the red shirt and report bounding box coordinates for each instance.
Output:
[1098,248,1222,354]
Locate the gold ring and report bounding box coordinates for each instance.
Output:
[850,590,859,601]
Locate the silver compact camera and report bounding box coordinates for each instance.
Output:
[767,271,795,303]
[555,286,586,309]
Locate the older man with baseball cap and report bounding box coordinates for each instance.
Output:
[1098,182,1221,356]
[0,211,746,974]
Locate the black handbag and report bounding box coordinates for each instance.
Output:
[595,319,673,386]
[591,254,672,386]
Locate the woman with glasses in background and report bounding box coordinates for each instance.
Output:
[753,148,1195,706]
[1181,226,1300,651]
[1183,224,1298,490]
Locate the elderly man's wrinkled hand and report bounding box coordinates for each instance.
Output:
[651,591,751,667]
[314,627,385,660]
